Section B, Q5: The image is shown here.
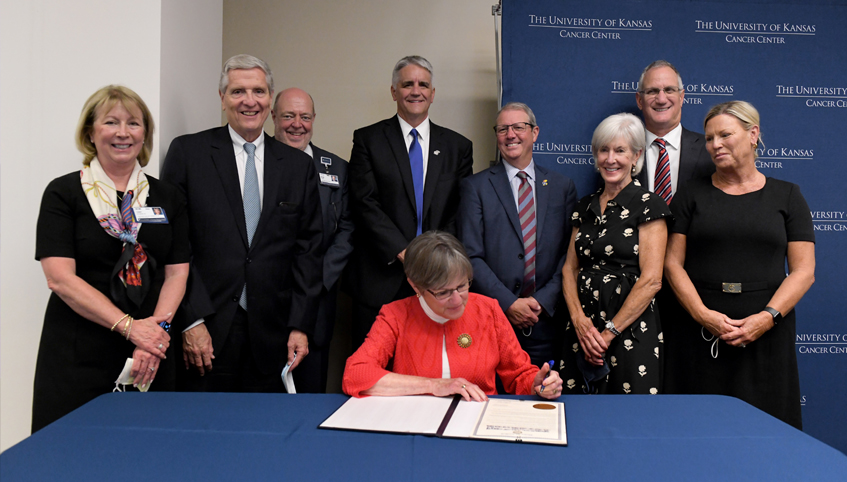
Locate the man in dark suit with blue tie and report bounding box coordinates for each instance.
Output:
[272,87,354,393]
[161,55,323,392]
[457,103,577,367]
[347,55,474,349]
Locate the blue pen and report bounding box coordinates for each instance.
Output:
[539,359,555,394]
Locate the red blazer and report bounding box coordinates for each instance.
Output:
[343,293,539,397]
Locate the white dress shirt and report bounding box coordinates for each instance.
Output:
[644,123,682,195]
[419,296,451,379]
[229,125,266,208]
[398,116,431,184]
[502,158,538,213]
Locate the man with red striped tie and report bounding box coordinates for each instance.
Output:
[635,60,714,393]
[457,102,577,368]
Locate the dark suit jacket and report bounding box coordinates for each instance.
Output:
[347,115,473,308]
[160,126,323,373]
[637,126,715,195]
[457,162,578,335]
[309,143,354,347]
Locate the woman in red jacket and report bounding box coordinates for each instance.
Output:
[343,231,562,401]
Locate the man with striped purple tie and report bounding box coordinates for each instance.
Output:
[457,103,577,367]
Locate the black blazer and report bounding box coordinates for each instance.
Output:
[637,126,715,195]
[161,126,323,373]
[310,143,354,347]
[346,115,473,307]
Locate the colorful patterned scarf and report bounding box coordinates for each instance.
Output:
[80,159,153,310]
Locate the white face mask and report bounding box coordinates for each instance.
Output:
[113,358,151,393]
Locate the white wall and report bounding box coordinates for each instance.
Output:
[223,0,501,172]
[0,0,222,452]
[1,0,500,450]
[160,0,224,160]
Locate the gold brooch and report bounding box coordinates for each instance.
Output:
[457,333,472,348]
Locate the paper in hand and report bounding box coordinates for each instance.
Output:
[281,353,297,394]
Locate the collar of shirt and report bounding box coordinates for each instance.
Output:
[397,115,431,180]
[418,295,450,324]
[502,158,536,183]
[503,158,537,213]
[303,143,314,159]
[645,123,682,152]
[645,123,683,193]
[228,125,265,206]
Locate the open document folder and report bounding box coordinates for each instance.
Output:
[320,395,567,446]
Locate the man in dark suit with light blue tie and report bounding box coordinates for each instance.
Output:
[272,87,353,393]
[161,55,323,392]
[458,103,577,367]
[346,56,474,349]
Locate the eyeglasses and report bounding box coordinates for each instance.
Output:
[493,122,535,136]
[638,87,682,98]
[279,113,314,123]
[427,279,473,300]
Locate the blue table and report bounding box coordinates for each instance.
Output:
[2,393,845,481]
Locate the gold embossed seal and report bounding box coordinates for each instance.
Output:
[457,333,472,348]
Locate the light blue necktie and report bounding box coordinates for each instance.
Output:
[240,142,259,309]
[409,128,424,236]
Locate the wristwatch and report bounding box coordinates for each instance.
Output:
[605,321,622,336]
[763,306,782,325]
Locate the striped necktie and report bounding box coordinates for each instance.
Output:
[653,138,673,204]
[240,142,259,309]
[516,171,536,297]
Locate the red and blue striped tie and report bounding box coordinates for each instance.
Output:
[653,138,673,204]
[516,171,536,297]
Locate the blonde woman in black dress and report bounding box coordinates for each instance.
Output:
[33,86,190,431]
[664,101,814,428]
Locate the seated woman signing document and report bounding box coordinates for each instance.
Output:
[343,231,562,401]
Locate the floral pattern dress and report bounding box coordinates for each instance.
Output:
[559,180,671,394]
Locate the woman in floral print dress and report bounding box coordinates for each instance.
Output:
[559,113,671,394]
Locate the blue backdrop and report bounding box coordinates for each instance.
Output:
[502,0,847,454]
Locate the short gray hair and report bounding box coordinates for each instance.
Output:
[497,102,537,126]
[219,54,274,94]
[591,113,646,175]
[404,231,473,291]
[638,60,684,91]
[392,56,434,87]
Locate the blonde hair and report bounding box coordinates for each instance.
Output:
[75,85,154,166]
[704,100,763,157]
